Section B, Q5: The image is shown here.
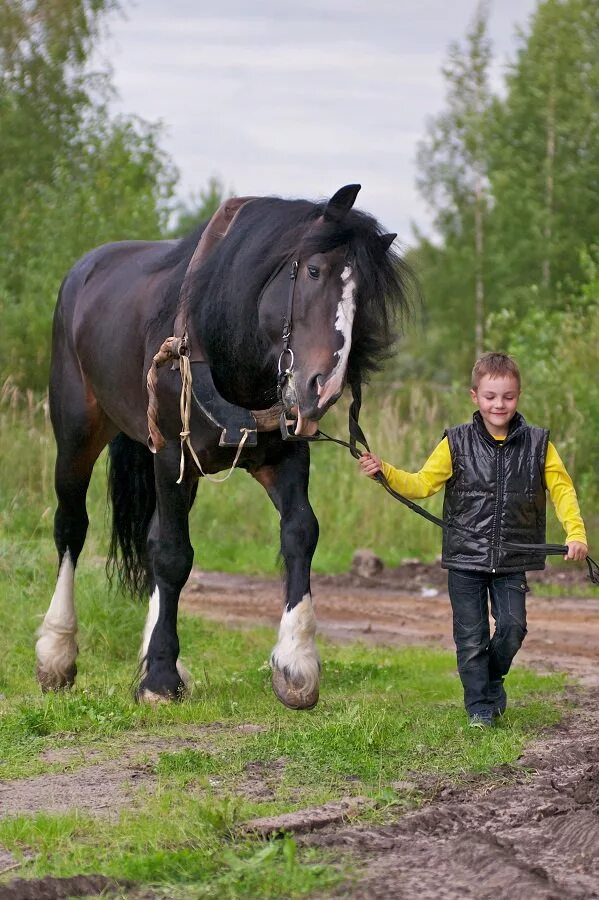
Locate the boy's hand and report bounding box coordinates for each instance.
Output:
[359,451,383,478]
[565,541,588,561]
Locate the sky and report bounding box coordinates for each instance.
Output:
[97,0,538,245]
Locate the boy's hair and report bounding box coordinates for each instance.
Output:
[471,352,521,390]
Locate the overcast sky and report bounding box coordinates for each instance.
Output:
[97,0,538,244]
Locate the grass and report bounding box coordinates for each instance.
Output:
[0,533,568,896]
[0,384,585,895]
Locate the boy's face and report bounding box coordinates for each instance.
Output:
[470,373,520,436]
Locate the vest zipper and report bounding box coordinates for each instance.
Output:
[491,445,504,570]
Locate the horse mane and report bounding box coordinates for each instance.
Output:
[147,196,413,403]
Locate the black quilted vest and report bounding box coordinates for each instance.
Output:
[442,411,549,573]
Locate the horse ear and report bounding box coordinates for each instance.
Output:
[323,184,361,222]
[380,232,397,251]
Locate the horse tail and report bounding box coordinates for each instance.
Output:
[106,433,156,598]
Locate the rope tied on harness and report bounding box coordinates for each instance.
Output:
[146,335,186,454]
[146,336,252,484]
[176,352,251,484]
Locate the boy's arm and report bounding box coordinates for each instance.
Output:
[545,442,587,545]
[380,437,452,499]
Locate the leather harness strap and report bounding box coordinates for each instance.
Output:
[146,197,259,453]
[172,196,259,363]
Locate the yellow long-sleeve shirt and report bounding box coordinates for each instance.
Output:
[382,437,587,545]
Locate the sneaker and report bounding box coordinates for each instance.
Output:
[468,712,494,729]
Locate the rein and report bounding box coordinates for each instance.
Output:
[147,224,597,585]
[285,385,599,586]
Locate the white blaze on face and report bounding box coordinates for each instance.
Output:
[271,593,320,696]
[317,265,357,408]
[36,551,78,680]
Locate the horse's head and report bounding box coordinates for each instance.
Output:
[192,185,408,431]
[258,185,398,436]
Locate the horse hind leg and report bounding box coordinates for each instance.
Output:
[37,373,114,691]
[136,444,196,703]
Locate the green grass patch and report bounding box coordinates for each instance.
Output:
[0,548,567,896]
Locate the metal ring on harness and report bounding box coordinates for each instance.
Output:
[277,348,294,377]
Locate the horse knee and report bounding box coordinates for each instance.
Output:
[151,541,193,591]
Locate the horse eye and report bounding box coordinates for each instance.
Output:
[307,265,320,280]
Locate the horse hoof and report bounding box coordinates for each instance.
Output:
[135,678,187,704]
[36,664,76,692]
[136,688,175,705]
[271,667,319,710]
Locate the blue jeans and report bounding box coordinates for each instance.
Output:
[447,570,528,716]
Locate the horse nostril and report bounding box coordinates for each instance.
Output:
[311,374,325,395]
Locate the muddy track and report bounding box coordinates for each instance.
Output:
[306,687,599,899]
[181,562,599,898]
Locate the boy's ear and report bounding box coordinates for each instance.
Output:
[470,389,478,405]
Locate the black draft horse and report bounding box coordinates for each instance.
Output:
[37,184,409,709]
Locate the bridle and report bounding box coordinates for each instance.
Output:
[276,259,299,404]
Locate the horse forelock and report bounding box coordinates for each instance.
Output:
[296,207,413,386]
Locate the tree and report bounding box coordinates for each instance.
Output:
[415,2,492,359]
[488,0,599,302]
[0,1,176,388]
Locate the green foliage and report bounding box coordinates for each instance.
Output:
[0,0,176,389]
[487,0,599,297]
[411,0,599,364]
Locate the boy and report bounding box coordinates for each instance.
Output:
[359,353,588,728]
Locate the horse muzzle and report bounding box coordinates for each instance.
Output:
[280,378,320,437]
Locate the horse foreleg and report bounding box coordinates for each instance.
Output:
[137,444,196,703]
[252,443,320,710]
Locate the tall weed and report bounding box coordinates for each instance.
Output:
[0,379,595,576]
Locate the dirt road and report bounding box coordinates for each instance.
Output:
[182,562,599,899]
